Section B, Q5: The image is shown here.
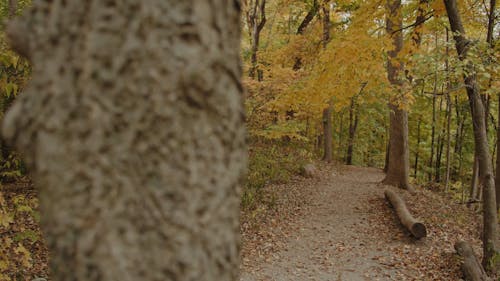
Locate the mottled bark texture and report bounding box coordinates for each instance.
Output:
[3,1,246,280]
[455,241,491,281]
[383,0,413,192]
[444,0,499,273]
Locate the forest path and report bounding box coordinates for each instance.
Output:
[240,165,420,281]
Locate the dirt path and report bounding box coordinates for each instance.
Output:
[240,165,419,281]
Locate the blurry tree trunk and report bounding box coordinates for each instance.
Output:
[384,141,390,173]
[496,95,500,211]
[445,93,452,190]
[486,0,500,212]
[414,118,421,179]
[321,1,332,163]
[323,107,333,162]
[454,96,466,180]
[8,0,17,18]
[436,97,445,182]
[338,111,344,160]
[3,1,246,280]
[246,0,266,80]
[444,29,452,191]
[429,56,437,182]
[444,0,499,273]
[346,97,358,165]
[471,157,480,199]
[383,0,413,192]
[0,0,18,162]
[455,241,490,281]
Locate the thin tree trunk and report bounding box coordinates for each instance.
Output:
[247,0,266,80]
[3,1,245,280]
[429,46,438,181]
[346,97,358,165]
[323,107,333,162]
[414,118,421,179]
[444,0,499,272]
[321,1,332,163]
[436,97,445,182]
[338,110,344,159]
[8,0,17,19]
[496,94,500,212]
[383,0,412,192]
[471,156,480,199]
[445,93,452,190]
[445,28,452,191]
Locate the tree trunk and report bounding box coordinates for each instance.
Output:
[247,0,266,80]
[384,189,427,239]
[3,1,246,280]
[383,0,412,191]
[454,241,491,281]
[445,28,452,191]
[321,1,332,163]
[323,106,333,162]
[346,96,358,165]
[8,0,17,19]
[338,110,344,159]
[471,156,480,199]
[496,94,500,212]
[414,118,422,179]
[429,66,437,182]
[445,93,452,190]
[444,0,499,273]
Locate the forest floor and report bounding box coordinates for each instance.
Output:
[240,164,486,281]
[0,164,489,280]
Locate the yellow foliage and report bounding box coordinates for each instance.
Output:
[14,243,32,269]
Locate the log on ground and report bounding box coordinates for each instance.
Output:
[454,241,490,281]
[384,189,427,239]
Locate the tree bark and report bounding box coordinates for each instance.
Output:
[414,117,421,179]
[429,59,437,182]
[496,94,500,212]
[8,0,17,19]
[445,28,452,191]
[3,1,246,280]
[346,96,358,165]
[455,241,491,281]
[247,0,266,80]
[323,106,333,162]
[383,0,412,192]
[444,0,499,273]
[445,93,452,190]
[321,1,332,163]
[384,189,427,239]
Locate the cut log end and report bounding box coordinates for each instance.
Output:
[410,222,427,239]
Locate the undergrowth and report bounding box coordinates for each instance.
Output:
[242,138,312,210]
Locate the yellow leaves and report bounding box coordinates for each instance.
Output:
[13,243,32,269]
[0,193,13,228]
[431,0,446,17]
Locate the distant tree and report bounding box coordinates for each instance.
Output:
[3,1,246,280]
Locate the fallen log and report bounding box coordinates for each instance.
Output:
[384,189,427,239]
[454,241,490,281]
